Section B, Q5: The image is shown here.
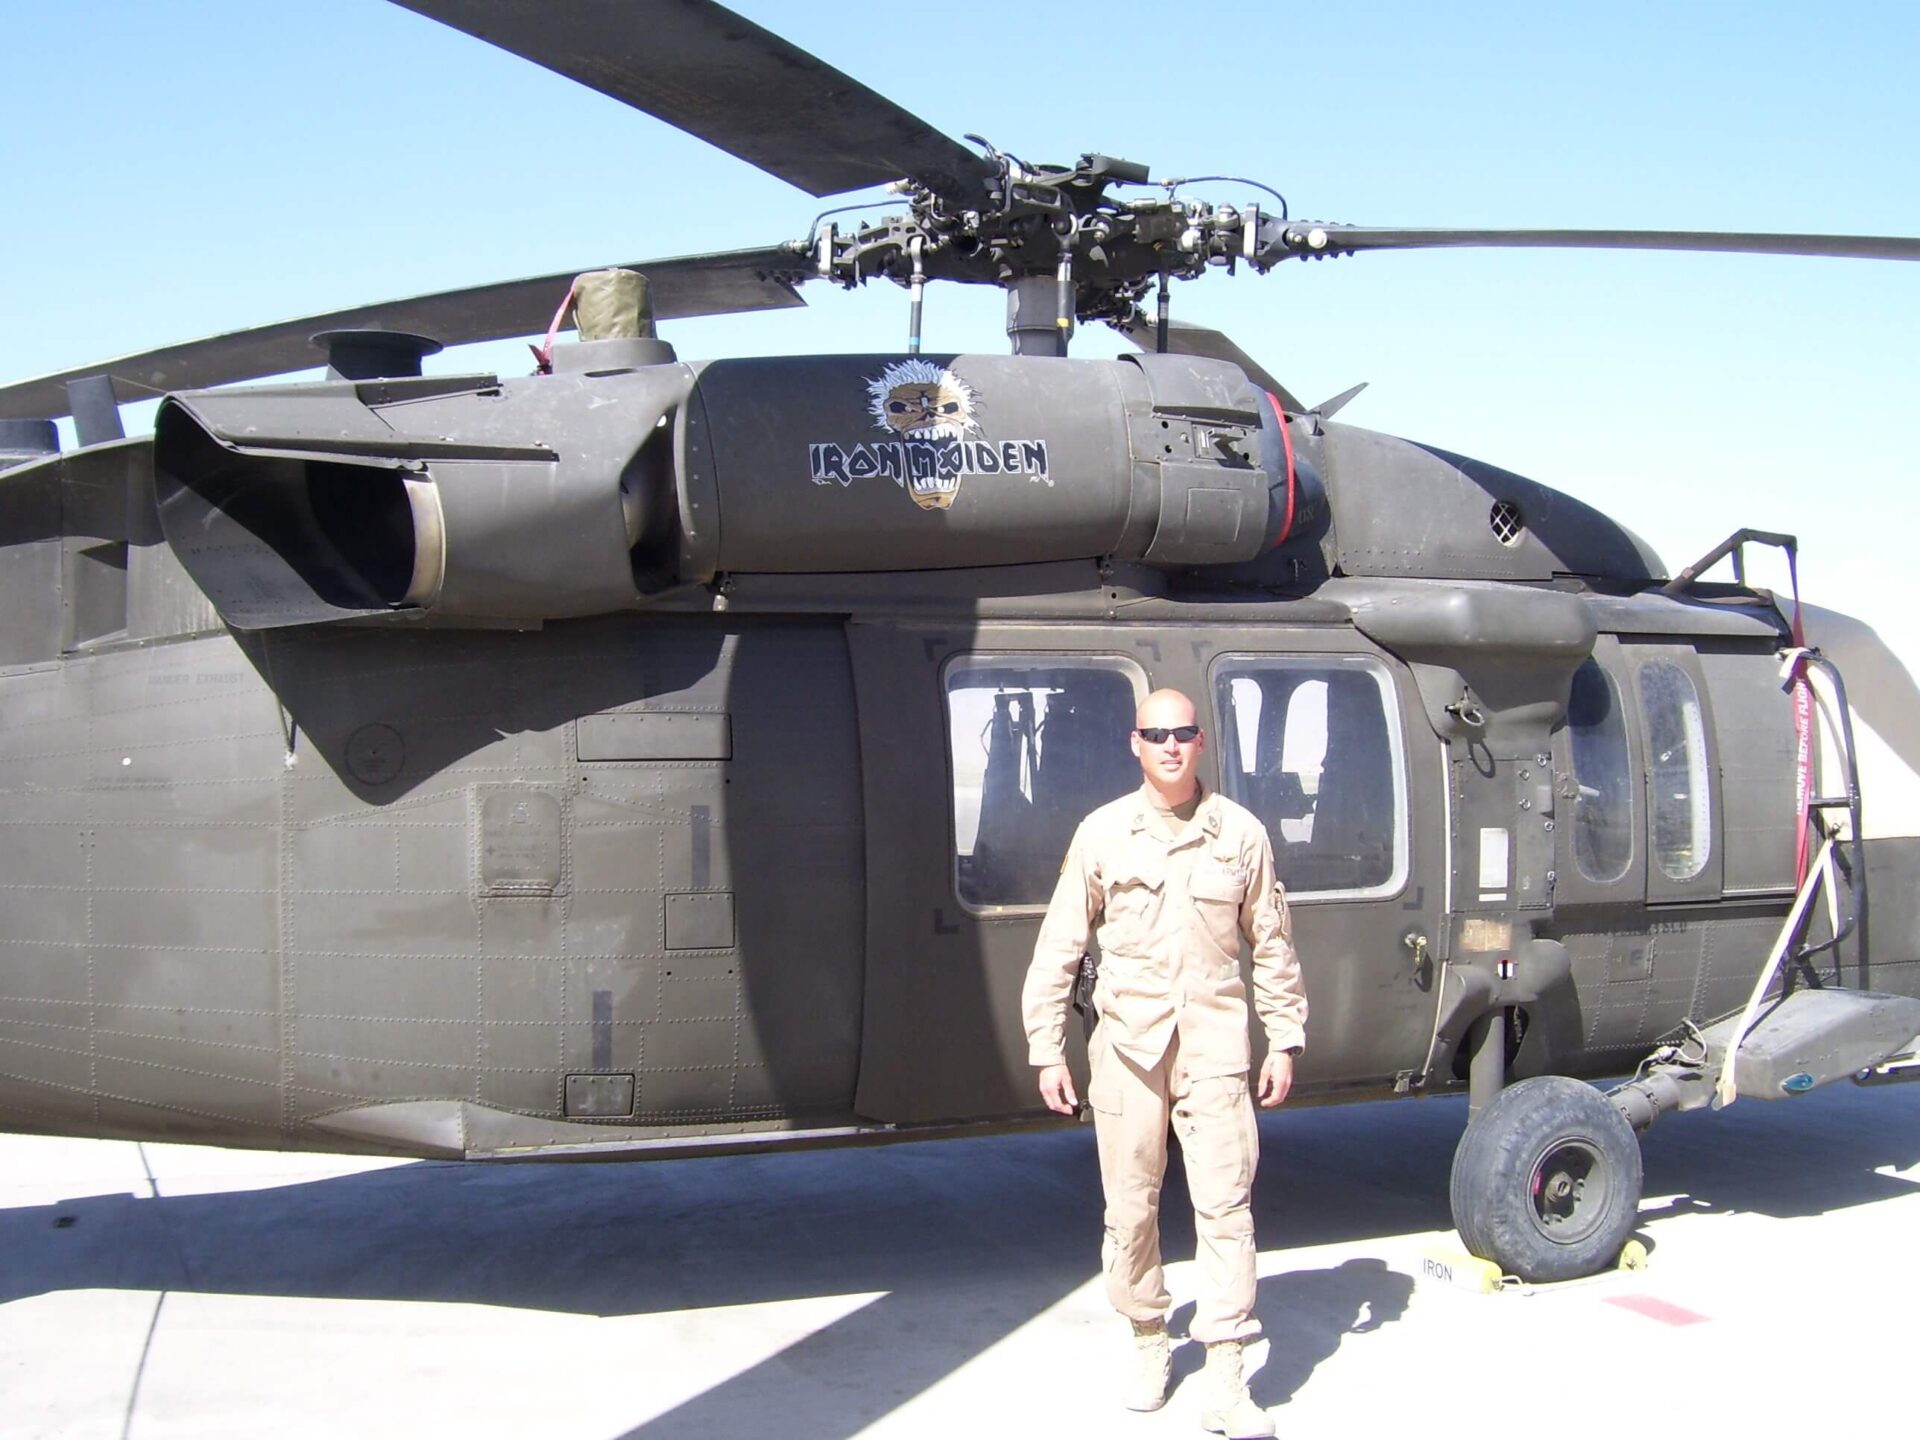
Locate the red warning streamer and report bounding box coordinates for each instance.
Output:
[529,278,581,375]
[1786,546,1814,884]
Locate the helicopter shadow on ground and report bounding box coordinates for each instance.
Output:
[0,1128,1113,1439]
[1261,1076,1920,1235]
[0,1126,1096,1315]
[4,1084,1919,1438]
[0,1098,1451,1440]
[0,1100,1462,1314]
[1632,1079,1920,1218]
[586,1079,1920,1435]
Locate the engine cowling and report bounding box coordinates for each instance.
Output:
[151,351,1296,629]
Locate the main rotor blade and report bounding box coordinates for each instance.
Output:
[392,0,997,204]
[1114,317,1308,415]
[1290,226,1920,262]
[0,247,805,423]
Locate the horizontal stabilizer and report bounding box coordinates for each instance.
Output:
[1700,988,1920,1098]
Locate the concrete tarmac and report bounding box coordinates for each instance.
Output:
[3,1080,1917,1439]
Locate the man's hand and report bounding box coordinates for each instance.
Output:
[1037,1063,1079,1115]
[1256,1051,1295,1108]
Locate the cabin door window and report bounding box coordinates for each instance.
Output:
[1638,659,1713,882]
[943,654,1148,910]
[1567,659,1635,885]
[1210,655,1409,900]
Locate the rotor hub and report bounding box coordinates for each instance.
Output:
[797,149,1309,332]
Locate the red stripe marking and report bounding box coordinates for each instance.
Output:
[1605,1295,1709,1326]
[1264,390,1296,546]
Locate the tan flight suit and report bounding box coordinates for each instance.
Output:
[1022,784,1306,1344]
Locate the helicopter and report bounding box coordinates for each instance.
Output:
[0,0,1917,1285]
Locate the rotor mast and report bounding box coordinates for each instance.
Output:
[1006,277,1071,357]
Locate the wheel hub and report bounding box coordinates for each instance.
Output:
[1527,1139,1609,1243]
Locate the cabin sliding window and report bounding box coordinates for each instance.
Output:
[1211,655,1408,899]
[1639,659,1711,881]
[1566,659,1634,884]
[945,654,1148,910]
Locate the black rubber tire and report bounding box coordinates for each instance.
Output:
[1449,1075,1643,1283]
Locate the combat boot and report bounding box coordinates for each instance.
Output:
[1123,1317,1171,1411]
[1199,1339,1274,1438]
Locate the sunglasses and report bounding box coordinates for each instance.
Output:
[1136,725,1201,744]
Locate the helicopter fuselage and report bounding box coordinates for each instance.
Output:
[1,350,1913,1161]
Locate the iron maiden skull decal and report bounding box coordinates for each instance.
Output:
[808,360,1051,511]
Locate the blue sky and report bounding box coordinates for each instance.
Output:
[1,0,1915,677]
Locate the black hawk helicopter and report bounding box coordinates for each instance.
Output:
[1,0,1917,1284]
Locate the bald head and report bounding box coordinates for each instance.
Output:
[1135,688,1197,730]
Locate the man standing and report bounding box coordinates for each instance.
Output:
[1022,688,1306,1439]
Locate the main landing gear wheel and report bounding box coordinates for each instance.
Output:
[1449,1075,1643,1283]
